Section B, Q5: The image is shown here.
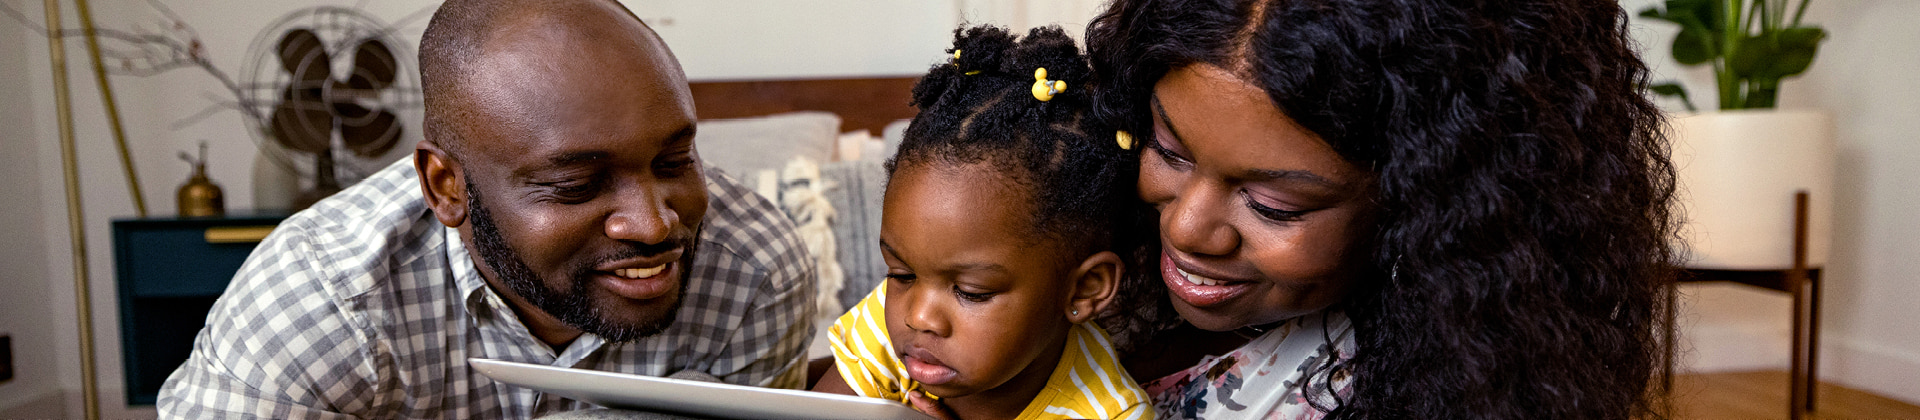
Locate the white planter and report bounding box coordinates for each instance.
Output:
[1671,110,1835,270]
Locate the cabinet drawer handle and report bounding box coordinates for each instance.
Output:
[204,226,276,244]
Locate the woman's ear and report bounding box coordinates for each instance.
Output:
[1065,251,1124,324]
[416,142,469,228]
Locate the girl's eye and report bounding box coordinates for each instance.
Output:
[952,286,992,303]
[886,272,917,285]
[1242,191,1309,222]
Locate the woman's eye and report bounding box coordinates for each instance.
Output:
[1243,191,1309,222]
[1145,135,1189,164]
[952,286,993,303]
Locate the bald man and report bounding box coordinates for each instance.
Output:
[157,1,815,417]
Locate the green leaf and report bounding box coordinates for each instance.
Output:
[1672,26,1715,65]
[1650,82,1697,112]
[1760,27,1826,78]
[1729,27,1827,79]
[1726,34,1774,78]
[1674,0,1720,32]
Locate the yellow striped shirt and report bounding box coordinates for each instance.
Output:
[828,283,1153,420]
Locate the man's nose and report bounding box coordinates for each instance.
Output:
[604,183,678,244]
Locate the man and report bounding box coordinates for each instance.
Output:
[157,0,816,417]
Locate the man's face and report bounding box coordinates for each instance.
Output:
[449,5,707,342]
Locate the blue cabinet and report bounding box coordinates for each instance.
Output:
[112,213,286,406]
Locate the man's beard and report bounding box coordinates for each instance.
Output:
[466,182,698,342]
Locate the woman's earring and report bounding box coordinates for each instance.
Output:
[1071,309,1079,317]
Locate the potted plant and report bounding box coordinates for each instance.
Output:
[1640,0,1833,270]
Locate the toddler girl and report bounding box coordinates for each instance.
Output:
[809,25,1153,420]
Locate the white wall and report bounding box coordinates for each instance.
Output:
[0,0,1100,416]
[1624,0,1920,404]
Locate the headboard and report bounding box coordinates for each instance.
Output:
[688,76,922,134]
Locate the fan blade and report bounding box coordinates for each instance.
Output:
[276,29,331,89]
[270,87,335,154]
[339,108,403,158]
[347,39,397,91]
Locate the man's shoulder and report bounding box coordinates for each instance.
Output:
[247,159,446,300]
[697,168,810,278]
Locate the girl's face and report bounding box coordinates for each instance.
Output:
[879,162,1079,401]
[1139,64,1374,332]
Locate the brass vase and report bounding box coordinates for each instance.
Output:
[177,146,225,217]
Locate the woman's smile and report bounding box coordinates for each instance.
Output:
[1160,249,1257,307]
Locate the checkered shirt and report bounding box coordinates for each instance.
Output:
[157,159,816,419]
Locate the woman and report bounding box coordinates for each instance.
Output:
[1087,0,1678,418]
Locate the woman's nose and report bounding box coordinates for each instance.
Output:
[1162,181,1239,257]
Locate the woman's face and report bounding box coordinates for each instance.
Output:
[1140,64,1374,331]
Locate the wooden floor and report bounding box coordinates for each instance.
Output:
[1672,371,1920,419]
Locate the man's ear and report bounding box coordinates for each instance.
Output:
[1065,251,1124,324]
[416,142,469,228]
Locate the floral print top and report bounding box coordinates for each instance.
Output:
[1142,311,1354,420]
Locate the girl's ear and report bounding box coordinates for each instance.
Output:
[1065,251,1123,324]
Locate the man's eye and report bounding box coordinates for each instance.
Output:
[538,179,601,202]
[655,152,697,175]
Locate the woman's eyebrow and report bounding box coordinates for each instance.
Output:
[1155,95,1339,188]
[1152,97,1188,144]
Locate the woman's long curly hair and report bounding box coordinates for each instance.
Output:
[1086,0,1679,418]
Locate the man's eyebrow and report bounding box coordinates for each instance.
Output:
[669,124,696,146]
[547,150,611,166]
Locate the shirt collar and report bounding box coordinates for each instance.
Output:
[446,226,610,364]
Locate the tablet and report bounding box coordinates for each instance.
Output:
[469,358,932,419]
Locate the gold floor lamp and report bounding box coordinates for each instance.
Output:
[43,0,147,418]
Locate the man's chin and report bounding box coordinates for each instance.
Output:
[570,290,681,342]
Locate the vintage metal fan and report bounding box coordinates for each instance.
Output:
[240,7,420,209]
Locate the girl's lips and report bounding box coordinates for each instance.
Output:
[1161,251,1253,308]
[902,348,958,385]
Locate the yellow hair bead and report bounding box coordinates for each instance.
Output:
[1031,67,1063,102]
[1116,130,1136,150]
[953,50,962,60]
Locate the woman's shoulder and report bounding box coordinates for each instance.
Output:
[1140,311,1353,419]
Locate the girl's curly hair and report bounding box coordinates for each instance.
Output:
[892,25,1161,317]
[1087,0,1680,418]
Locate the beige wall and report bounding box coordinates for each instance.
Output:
[0,5,60,414]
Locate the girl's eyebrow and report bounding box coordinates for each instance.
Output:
[879,239,1007,275]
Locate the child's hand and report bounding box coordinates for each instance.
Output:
[907,390,959,420]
